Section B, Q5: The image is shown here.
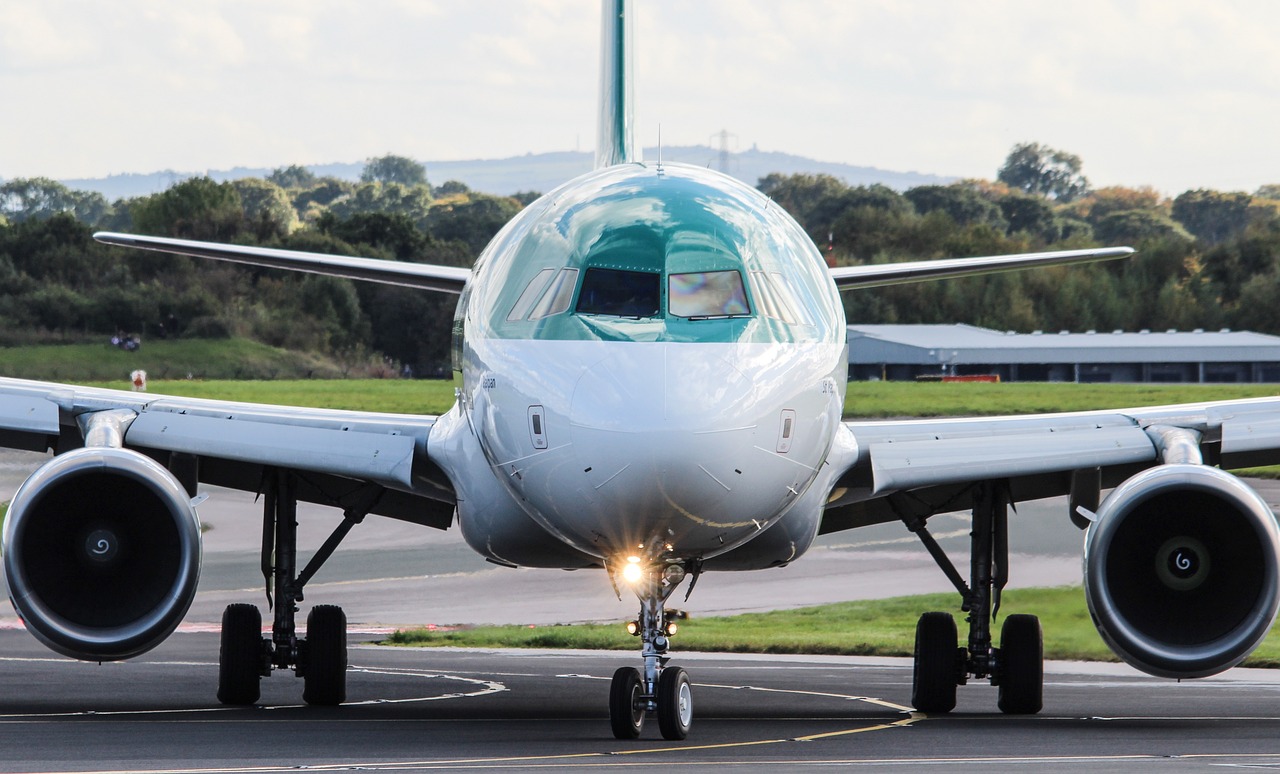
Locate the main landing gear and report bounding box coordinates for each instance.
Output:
[217,468,378,707]
[903,481,1043,715]
[609,556,694,740]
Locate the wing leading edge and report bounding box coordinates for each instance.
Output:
[93,232,471,294]
[829,246,1134,291]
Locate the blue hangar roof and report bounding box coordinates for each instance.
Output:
[848,324,1280,365]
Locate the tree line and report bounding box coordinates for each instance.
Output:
[1,145,1279,375]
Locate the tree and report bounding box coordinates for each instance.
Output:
[1255,184,1280,201]
[327,182,433,229]
[433,180,470,197]
[1093,209,1192,246]
[361,154,428,187]
[1071,186,1164,225]
[232,178,298,240]
[996,142,1090,202]
[130,177,243,240]
[267,164,317,190]
[426,194,522,253]
[997,193,1061,243]
[317,212,428,261]
[904,185,1007,230]
[0,178,109,225]
[1171,189,1252,245]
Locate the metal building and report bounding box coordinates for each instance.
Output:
[848,324,1280,383]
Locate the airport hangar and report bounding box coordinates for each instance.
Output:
[848,324,1280,383]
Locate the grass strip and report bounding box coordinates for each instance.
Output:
[385,585,1280,669]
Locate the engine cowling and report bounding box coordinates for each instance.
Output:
[2,447,201,661]
[1084,463,1280,678]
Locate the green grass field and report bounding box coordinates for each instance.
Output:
[51,376,1280,420]
[0,339,347,381]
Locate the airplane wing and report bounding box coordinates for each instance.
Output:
[0,376,456,528]
[821,396,1280,533]
[828,247,1133,291]
[94,232,471,294]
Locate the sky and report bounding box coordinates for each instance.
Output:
[2,0,1278,196]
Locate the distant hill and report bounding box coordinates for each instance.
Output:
[59,145,953,200]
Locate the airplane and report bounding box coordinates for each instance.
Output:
[4,0,1280,743]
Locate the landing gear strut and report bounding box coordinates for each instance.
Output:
[609,557,693,740]
[216,468,375,706]
[904,481,1043,714]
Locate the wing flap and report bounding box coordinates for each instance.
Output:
[869,424,1156,493]
[0,393,62,451]
[127,411,417,489]
[1222,417,1280,468]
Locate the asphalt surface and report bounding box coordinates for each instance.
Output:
[5,451,1280,770]
[5,632,1280,773]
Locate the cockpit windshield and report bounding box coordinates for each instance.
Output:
[668,271,750,318]
[575,268,661,318]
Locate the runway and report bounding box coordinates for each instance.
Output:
[5,631,1280,772]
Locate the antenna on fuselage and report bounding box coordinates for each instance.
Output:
[596,0,637,168]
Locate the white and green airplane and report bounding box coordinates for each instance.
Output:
[4,0,1280,742]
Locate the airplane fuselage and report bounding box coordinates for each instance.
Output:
[432,162,849,571]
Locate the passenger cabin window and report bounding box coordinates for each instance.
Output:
[575,268,661,318]
[669,270,749,318]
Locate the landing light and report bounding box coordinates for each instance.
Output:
[621,556,644,584]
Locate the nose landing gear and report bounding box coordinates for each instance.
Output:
[608,557,694,740]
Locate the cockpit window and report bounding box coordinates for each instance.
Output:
[527,268,579,320]
[575,268,661,317]
[669,270,750,318]
[507,268,557,322]
[751,270,809,326]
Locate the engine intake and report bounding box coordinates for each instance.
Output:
[1084,464,1280,678]
[2,447,201,661]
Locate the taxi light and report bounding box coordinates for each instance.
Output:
[664,621,678,637]
[626,620,640,636]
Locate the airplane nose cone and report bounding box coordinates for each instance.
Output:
[570,345,751,431]
[565,346,789,553]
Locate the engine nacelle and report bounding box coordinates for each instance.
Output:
[2,447,201,661]
[1084,464,1280,678]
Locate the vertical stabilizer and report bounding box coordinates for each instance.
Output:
[596,0,637,168]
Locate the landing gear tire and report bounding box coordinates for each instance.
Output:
[610,666,645,739]
[912,611,959,713]
[997,613,1043,715]
[302,604,347,706]
[218,603,263,705]
[657,666,693,740]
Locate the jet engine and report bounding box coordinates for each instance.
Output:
[1084,463,1280,679]
[2,447,201,661]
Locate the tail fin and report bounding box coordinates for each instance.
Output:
[595,0,637,168]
